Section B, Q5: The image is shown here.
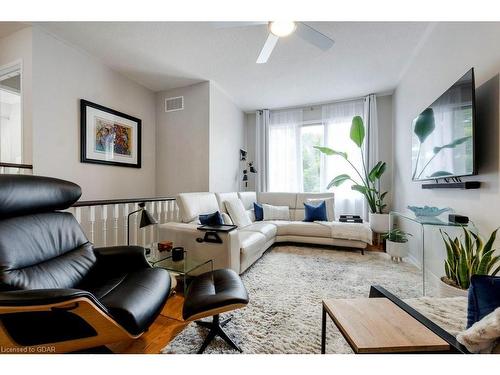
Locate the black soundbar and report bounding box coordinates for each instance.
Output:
[421,181,480,190]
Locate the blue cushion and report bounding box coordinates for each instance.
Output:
[467,275,500,328]
[199,211,223,226]
[303,201,327,222]
[254,202,263,221]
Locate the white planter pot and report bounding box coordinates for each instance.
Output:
[386,240,409,261]
[437,278,468,298]
[369,213,389,233]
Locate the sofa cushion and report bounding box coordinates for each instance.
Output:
[238,231,267,256]
[258,192,297,208]
[238,192,257,210]
[244,222,278,241]
[306,197,335,221]
[225,199,252,227]
[265,220,291,236]
[199,211,223,226]
[262,204,290,221]
[467,275,500,328]
[177,193,220,223]
[295,193,335,221]
[215,192,239,214]
[253,202,263,221]
[221,212,233,225]
[280,221,332,238]
[304,201,328,222]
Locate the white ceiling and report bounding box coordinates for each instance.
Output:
[38,22,431,111]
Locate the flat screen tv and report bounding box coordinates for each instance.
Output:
[411,68,476,182]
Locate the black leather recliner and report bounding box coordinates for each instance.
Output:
[0,175,171,352]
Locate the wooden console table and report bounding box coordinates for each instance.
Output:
[321,296,451,354]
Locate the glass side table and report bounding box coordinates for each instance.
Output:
[389,211,476,296]
[149,253,213,294]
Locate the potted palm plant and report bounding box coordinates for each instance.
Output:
[314,116,389,233]
[439,227,500,297]
[382,228,412,262]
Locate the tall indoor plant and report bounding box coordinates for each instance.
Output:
[314,116,389,232]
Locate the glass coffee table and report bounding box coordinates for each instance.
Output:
[148,253,213,294]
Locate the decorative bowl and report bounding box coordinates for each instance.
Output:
[407,205,451,217]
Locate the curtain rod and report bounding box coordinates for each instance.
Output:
[252,91,393,114]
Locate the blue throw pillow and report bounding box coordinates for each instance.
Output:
[467,275,500,328]
[199,211,223,226]
[254,202,263,221]
[303,201,327,222]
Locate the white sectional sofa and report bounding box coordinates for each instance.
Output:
[159,191,371,274]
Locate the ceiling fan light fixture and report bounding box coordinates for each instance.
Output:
[269,21,296,37]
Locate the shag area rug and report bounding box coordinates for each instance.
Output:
[162,245,466,354]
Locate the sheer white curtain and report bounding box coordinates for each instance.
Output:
[321,100,366,218]
[364,94,378,218]
[267,109,303,192]
[255,109,270,192]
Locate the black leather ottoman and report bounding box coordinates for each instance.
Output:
[182,269,249,353]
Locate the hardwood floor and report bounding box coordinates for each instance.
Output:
[107,294,188,354]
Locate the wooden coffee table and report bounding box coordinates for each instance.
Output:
[321,297,451,354]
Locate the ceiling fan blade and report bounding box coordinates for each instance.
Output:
[212,21,267,29]
[295,22,334,51]
[256,33,279,64]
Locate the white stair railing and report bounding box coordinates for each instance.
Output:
[68,197,179,248]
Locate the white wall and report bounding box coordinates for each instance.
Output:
[393,22,500,276]
[156,81,210,195]
[0,27,32,164]
[32,27,157,200]
[209,83,245,192]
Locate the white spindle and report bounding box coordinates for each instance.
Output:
[74,207,82,224]
[101,205,108,247]
[113,204,120,246]
[123,203,130,245]
[89,206,96,244]
[133,203,139,246]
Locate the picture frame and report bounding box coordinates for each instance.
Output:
[80,99,142,168]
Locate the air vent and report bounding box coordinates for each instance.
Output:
[165,96,184,112]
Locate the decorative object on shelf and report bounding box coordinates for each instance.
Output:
[408,205,451,217]
[172,246,185,262]
[127,202,157,245]
[314,116,389,232]
[80,99,142,168]
[158,240,173,252]
[439,227,500,294]
[339,215,363,223]
[382,228,412,262]
[240,148,257,189]
[449,214,469,225]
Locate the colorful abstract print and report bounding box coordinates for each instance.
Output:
[95,117,132,157]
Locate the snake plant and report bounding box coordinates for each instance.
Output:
[440,227,500,290]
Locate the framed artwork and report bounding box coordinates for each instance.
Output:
[80,99,141,168]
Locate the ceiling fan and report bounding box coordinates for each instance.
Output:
[215,21,335,64]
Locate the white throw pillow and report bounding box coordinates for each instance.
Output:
[221,212,233,225]
[262,203,290,221]
[306,197,335,221]
[225,199,252,227]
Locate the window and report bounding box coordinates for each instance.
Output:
[301,124,323,192]
[267,99,366,216]
[0,64,22,164]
